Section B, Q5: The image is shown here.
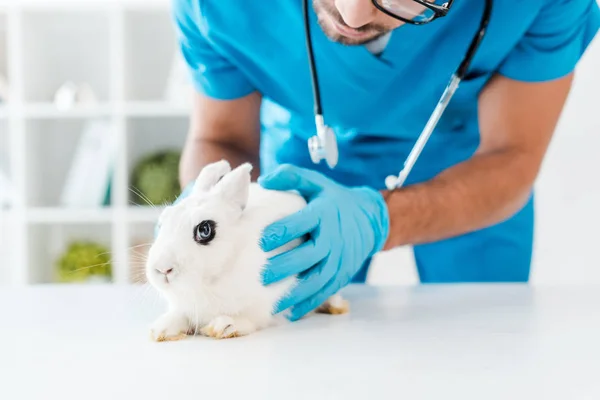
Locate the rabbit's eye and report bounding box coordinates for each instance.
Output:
[194,220,216,245]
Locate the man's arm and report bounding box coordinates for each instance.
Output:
[382,72,573,250]
[179,90,263,188]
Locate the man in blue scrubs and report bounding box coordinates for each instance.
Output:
[172,0,600,320]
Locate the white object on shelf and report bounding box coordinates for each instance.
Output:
[53,81,78,111]
[75,82,99,105]
[59,118,116,208]
[53,81,99,111]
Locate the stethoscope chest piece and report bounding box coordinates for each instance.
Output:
[308,114,338,168]
[302,0,493,188]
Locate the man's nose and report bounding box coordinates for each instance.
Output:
[334,0,377,28]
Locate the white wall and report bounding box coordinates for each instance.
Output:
[369,33,600,286]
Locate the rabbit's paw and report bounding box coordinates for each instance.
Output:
[150,312,189,342]
[316,294,349,315]
[200,316,256,339]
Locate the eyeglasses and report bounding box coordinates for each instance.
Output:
[372,0,454,24]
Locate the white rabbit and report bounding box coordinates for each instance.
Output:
[146,159,348,342]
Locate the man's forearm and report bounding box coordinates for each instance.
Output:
[179,135,261,188]
[381,148,539,250]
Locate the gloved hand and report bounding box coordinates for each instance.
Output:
[258,164,390,321]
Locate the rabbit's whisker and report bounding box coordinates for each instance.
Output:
[66,261,111,274]
[128,242,153,250]
[128,186,156,208]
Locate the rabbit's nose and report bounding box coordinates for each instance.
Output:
[156,267,174,276]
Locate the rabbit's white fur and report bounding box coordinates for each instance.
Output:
[146,160,346,341]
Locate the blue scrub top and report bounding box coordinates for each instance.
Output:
[173,0,600,190]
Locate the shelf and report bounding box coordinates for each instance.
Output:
[0,13,7,106]
[25,207,113,224]
[0,120,13,211]
[23,102,112,119]
[16,206,164,224]
[124,8,183,102]
[22,10,111,103]
[27,222,113,284]
[124,101,189,117]
[127,220,156,284]
[25,118,114,208]
[0,3,196,286]
[0,0,171,10]
[0,208,16,285]
[127,117,187,208]
[24,206,164,224]
[15,102,190,118]
[126,206,164,223]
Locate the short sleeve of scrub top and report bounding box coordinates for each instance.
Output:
[172,0,256,100]
[498,0,600,82]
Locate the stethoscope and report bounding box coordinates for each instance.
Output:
[303,0,493,190]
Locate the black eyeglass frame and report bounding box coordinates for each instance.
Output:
[371,0,454,25]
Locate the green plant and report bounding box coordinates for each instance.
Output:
[130,150,181,206]
[56,241,112,283]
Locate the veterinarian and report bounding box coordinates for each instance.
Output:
[170,0,600,320]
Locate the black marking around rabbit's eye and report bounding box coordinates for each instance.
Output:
[194,220,216,245]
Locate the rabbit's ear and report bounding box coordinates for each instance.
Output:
[193,160,232,195]
[213,162,253,210]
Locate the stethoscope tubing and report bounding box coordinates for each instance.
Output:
[302,0,493,189]
[303,0,324,118]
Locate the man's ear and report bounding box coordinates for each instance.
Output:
[192,159,231,196]
[213,162,253,210]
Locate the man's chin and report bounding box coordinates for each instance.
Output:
[317,19,388,45]
[324,30,388,46]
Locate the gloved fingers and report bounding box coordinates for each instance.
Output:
[261,239,329,285]
[258,164,322,197]
[287,273,342,321]
[259,203,321,252]
[272,255,336,314]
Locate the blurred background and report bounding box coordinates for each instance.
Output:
[0,0,598,288]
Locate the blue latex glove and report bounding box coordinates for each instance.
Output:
[258,164,390,321]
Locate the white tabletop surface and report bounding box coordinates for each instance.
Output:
[1,283,599,400]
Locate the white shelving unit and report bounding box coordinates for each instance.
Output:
[0,0,191,286]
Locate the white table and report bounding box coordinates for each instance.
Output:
[1,283,599,400]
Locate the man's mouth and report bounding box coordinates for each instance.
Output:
[326,13,374,40]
